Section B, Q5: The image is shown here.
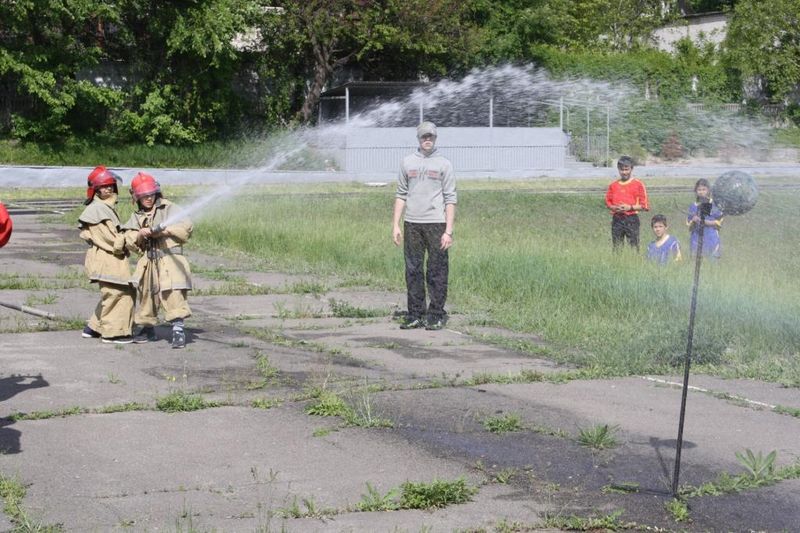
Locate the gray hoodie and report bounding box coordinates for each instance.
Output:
[396,149,457,224]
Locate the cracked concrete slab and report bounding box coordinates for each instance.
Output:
[1,407,542,532]
[1,210,799,531]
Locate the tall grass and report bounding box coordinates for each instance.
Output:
[0,136,329,169]
[188,184,800,384]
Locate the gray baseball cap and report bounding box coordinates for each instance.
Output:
[417,121,437,138]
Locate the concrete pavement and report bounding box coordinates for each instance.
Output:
[1,211,799,531]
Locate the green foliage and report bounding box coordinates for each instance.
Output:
[681,453,800,498]
[735,448,777,480]
[356,482,400,512]
[0,473,64,531]
[399,477,477,509]
[251,397,281,409]
[96,402,147,414]
[665,498,690,522]
[601,482,640,494]
[304,391,350,417]
[10,406,85,421]
[577,424,620,449]
[773,404,800,418]
[328,298,386,319]
[155,391,217,412]
[724,0,800,114]
[111,84,207,146]
[483,413,523,434]
[543,510,629,531]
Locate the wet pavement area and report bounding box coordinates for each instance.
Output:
[0,211,799,532]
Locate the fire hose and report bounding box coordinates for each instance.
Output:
[0,300,58,320]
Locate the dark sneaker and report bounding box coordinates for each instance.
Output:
[171,330,186,349]
[101,336,134,344]
[399,317,426,330]
[425,317,446,331]
[133,327,157,344]
[82,326,101,338]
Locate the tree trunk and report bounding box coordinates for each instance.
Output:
[299,55,332,124]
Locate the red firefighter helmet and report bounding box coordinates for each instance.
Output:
[86,166,122,201]
[129,172,161,201]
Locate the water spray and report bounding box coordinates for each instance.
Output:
[671,170,759,496]
[156,141,310,228]
[152,64,770,231]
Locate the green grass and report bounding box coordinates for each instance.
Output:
[0,473,64,531]
[543,510,631,531]
[399,477,478,509]
[304,387,393,428]
[0,136,318,169]
[576,424,619,449]
[189,182,800,385]
[679,454,800,498]
[328,298,387,318]
[483,413,523,433]
[155,391,218,413]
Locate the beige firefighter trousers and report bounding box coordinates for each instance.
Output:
[135,288,191,326]
[88,282,135,337]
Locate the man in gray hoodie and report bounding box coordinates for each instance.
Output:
[392,122,457,330]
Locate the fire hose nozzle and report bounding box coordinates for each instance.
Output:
[152,222,167,234]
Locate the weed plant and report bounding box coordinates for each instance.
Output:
[155,391,217,412]
[576,424,619,449]
[680,451,800,498]
[0,473,63,531]
[483,413,523,433]
[304,388,393,428]
[398,477,477,509]
[190,185,800,383]
[543,510,629,531]
[328,298,386,318]
[356,483,400,511]
[665,498,690,522]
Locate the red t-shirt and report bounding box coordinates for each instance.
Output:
[0,202,12,248]
[605,179,649,216]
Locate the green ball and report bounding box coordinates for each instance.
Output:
[712,171,758,216]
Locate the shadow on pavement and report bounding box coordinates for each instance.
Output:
[0,374,49,454]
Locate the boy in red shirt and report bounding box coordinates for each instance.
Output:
[605,155,649,252]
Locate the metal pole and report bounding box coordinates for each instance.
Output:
[345,87,350,124]
[586,106,590,158]
[419,100,423,123]
[606,104,610,167]
[560,97,564,131]
[489,95,494,128]
[672,204,709,496]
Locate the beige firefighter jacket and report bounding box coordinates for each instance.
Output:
[122,199,193,291]
[78,195,131,286]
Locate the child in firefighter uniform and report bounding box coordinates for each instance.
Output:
[0,199,12,249]
[123,172,193,349]
[78,166,135,344]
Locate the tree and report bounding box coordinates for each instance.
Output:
[723,0,800,106]
[0,0,121,140]
[269,0,477,124]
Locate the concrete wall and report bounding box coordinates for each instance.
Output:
[653,12,728,52]
[342,127,567,173]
